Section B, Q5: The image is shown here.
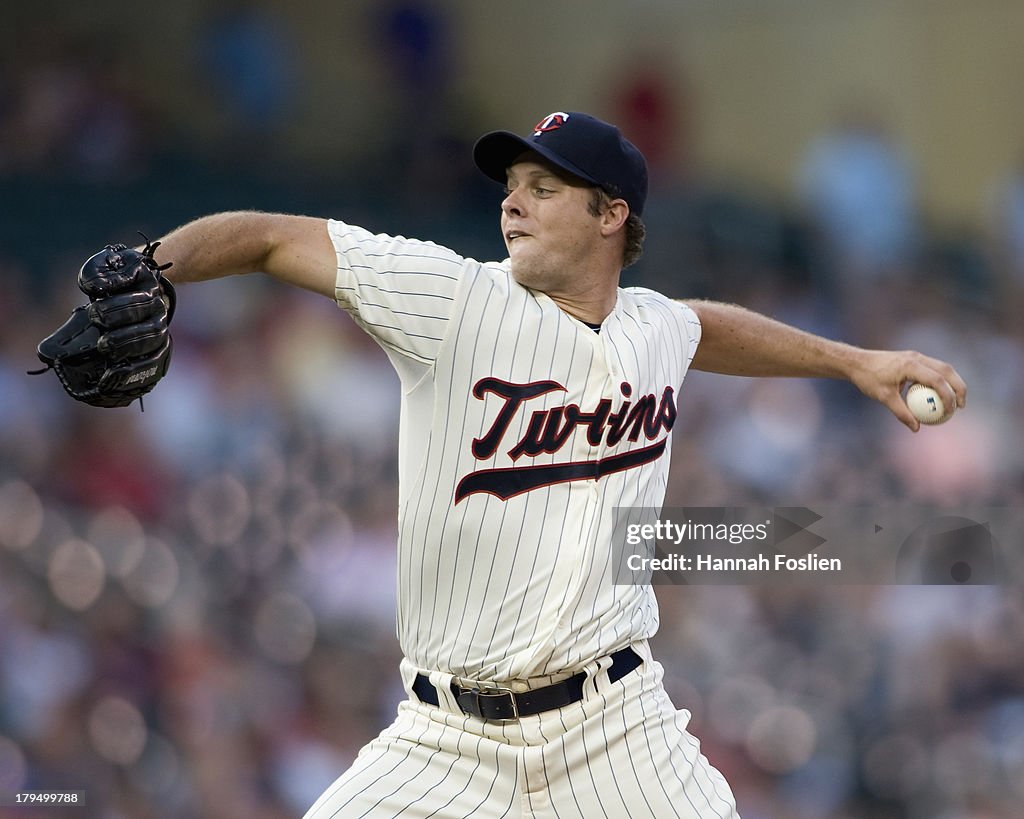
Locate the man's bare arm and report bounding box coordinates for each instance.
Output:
[154,212,338,299]
[687,299,967,431]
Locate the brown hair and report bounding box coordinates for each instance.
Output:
[588,188,646,268]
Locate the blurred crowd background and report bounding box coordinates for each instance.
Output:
[2,1,1024,817]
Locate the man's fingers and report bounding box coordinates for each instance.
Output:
[909,358,966,414]
[887,389,921,432]
[860,350,966,431]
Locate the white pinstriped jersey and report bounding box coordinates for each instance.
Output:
[329,219,702,683]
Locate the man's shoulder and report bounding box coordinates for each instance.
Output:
[620,286,693,314]
[328,219,513,287]
[618,286,701,336]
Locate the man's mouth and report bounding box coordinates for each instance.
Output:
[506,230,530,243]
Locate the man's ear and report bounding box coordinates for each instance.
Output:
[599,199,630,237]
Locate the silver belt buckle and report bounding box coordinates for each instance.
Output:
[461,680,520,722]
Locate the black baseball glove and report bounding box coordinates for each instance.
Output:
[31,237,176,408]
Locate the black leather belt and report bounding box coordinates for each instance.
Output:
[412,647,643,721]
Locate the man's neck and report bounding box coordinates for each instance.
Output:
[546,289,618,326]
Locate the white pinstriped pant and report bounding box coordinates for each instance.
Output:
[303,641,739,818]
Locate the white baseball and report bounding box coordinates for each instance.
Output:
[905,383,952,425]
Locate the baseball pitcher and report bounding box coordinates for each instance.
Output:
[36,111,966,817]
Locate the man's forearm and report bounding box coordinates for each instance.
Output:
[154,212,275,284]
[152,211,337,298]
[687,298,967,431]
[688,300,864,380]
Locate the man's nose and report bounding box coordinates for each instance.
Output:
[501,189,524,217]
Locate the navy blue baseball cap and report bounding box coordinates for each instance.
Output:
[473,111,649,217]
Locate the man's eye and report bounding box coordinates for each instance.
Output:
[535,187,552,196]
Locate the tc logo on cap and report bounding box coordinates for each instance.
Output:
[533,112,569,136]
